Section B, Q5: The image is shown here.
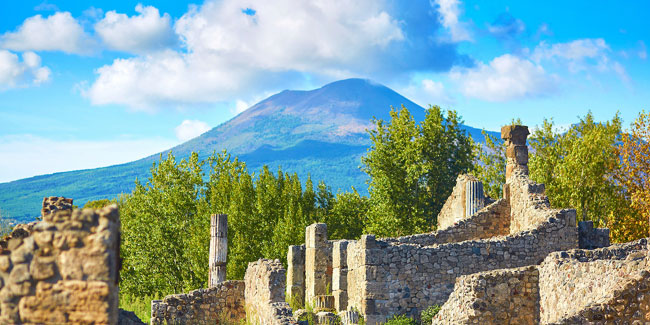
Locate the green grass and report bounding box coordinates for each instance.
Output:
[120,293,160,324]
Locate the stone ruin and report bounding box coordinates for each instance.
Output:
[0,196,122,324]
[148,124,648,324]
[3,124,642,324]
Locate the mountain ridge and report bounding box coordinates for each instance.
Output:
[0,78,497,221]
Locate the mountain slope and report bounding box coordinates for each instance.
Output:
[0,78,496,221]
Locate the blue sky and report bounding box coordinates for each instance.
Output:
[0,0,648,182]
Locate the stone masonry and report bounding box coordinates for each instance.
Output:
[244,259,295,324]
[150,280,245,324]
[0,202,120,324]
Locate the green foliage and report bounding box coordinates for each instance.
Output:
[528,112,624,226]
[420,305,442,324]
[472,130,506,198]
[119,293,159,324]
[119,150,366,298]
[83,199,115,209]
[0,209,13,238]
[384,314,417,325]
[362,105,474,236]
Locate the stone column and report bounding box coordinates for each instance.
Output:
[305,223,331,305]
[332,240,349,311]
[209,214,227,287]
[501,125,530,179]
[286,245,305,307]
[464,180,485,217]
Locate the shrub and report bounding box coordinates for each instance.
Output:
[384,314,417,325]
[420,305,441,324]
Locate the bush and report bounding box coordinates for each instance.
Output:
[420,305,441,324]
[119,293,159,323]
[384,314,417,325]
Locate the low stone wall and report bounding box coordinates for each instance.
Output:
[432,266,540,324]
[150,280,245,324]
[507,173,555,234]
[539,238,649,324]
[0,205,120,324]
[384,198,510,247]
[347,208,577,324]
[244,259,295,324]
[550,269,650,324]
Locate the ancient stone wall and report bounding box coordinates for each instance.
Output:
[437,174,485,230]
[384,198,510,247]
[0,204,120,324]
[150,280,245,324]
[539,238,649,324]
[244,258,295,325]
[332,240,349,311]
[432,266,540,324]
[305,223,332,305]
[578,220,611,249]
[346,208,576,324]
[506,173,557,234]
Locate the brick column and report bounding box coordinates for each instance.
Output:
[501,125,530,180]
[209,214,228,287]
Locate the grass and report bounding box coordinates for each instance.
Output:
[119,293,160,324]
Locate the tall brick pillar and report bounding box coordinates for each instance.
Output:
[209,214,227,287]
[501,125,530,179]
[305,223,331,305]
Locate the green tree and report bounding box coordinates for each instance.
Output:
[472,130,506,199]
[362,105,474,236]
[120,152,206,296]
[323,187,369,240]
[528,112,623,226]
[83,199,115,209]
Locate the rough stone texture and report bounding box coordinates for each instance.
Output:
[332,240,349,311]
[150,280,245,324]
[438,174,486,230]
[385,198,511,247]
[244,258,296,324]
[539,239,649,324]
[286,244,305,307]
[0,204,120,324]
[578,220,610,249]
[502,125,530,179]
[346,210,576,324]
[432,266,540,324]
[305,223,332,306]
[41,196,74,218]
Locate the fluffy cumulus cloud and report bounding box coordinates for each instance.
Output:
[0,12,96,54]
[0,50,50,90]
[451,54,556,102]
[174,119,211,141]
[86,0,470,109]
[433,0,473,42]
[95,4,176,54]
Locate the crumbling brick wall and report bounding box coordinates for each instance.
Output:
[244,259,295,324]
[0,204,120,324]
[539,238,649,324]
[150,280,245,324]
[432,266,540,324]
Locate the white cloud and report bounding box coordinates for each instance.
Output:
[531,38,628,82]
[233,100,251,114]
[0,135,177,183]
[0,12,96,54]
[174,120,211,141]
[400,78,454,107]
[95,4,176,54]
[433,0,472,42]
[85,0,424,109]
[450,54,556,102]
[0,50,51,89]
